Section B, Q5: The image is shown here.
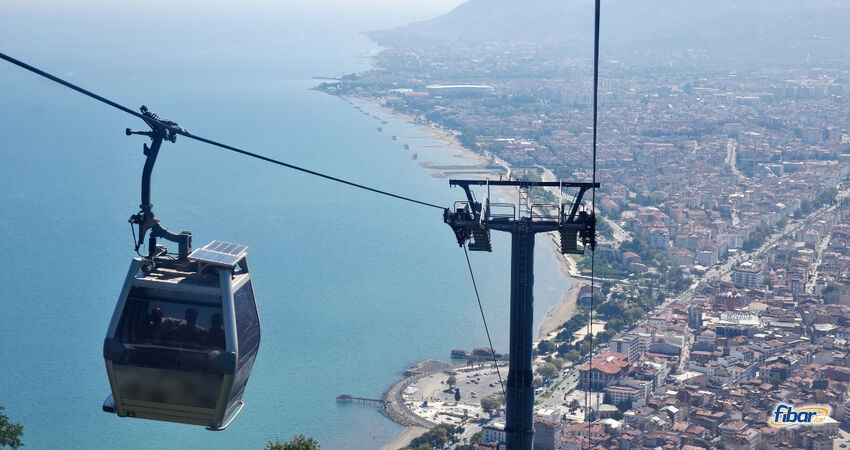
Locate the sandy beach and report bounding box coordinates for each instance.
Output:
[381,426,429,450]
[537,278,585,341]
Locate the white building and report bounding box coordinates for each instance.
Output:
[732,261,763,287]
[483,421,506,444]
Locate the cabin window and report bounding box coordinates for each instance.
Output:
[233,281,260,367]
[115,287,226,370]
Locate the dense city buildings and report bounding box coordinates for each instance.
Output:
[325,9,850,448]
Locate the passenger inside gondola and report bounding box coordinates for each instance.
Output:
[204,313,226,350]
[146,306,179,343]
[120,299,225,356]
[176,308,202,344]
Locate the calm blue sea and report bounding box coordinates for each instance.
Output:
[0,4,569,449]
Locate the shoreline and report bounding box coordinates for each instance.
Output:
[338,94,585,446]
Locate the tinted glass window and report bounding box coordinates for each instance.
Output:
[115,287,226,370]
[233,281,260,366]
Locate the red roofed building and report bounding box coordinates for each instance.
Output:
[579,352,630,391]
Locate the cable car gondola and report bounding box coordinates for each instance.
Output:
[101,108,260,430]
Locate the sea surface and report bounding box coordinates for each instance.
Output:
[0,5,569,449]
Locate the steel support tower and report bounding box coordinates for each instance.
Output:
[445,179,597,450]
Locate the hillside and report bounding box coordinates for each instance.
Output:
[369,0,850,69]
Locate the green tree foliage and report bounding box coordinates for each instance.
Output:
[0,407,23,450]
[795,187,839,218]
[742,223,773,252]
[563,349,581,362]
[537,339,555,354]
[537,362,558,379]
[265,434,320,450]
[404,424,461,450]
[480,395,505,414]
[470,431,483,444]
[547,357,565,370]
[446,375,457,388]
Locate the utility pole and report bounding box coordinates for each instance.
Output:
[445,179,597,450]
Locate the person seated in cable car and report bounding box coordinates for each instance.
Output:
[175,308,203,345]
[146,305,180,344]
[203,313,226,350]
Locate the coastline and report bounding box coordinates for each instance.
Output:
[338,94,584,446]
[537,233,585,339]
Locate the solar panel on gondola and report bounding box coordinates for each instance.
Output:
[190,241,248,267]
[102,109,260,430]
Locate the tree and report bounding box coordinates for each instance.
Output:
[537,362,558,379]
[447,375,457,389]
[537,340,554,354]
[405,424,459,450]
[480,395,505,414]
[564,350,581,363]
[265,435,320,450]
[0,407,23,450]
[548,357,565,370]
[470,431,483,444]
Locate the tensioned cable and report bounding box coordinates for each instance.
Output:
[463,245,506,399]
[0,51,445,211]
[586,0,601,441]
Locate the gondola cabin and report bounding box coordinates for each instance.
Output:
[102,240,260,430]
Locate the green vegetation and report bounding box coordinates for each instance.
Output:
[446,375,457,389]
[742,223,773,252]
[546,356,565,370]
[537,362,558,379]
[575,252,629,279]
[480,395,505,414]
[265,435,320,450]
[404,424,462,450]
[537,339,555,354]
[0,407,23,450]
[620,238,672,271]
[539,377,567,400]
[794,187,838,218]
[563,349,581,362]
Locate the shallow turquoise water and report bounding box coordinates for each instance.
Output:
[0,5,569,449]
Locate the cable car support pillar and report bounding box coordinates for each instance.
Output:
[506,219,535,450]
[445,179,598,450]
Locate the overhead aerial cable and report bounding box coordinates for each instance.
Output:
[462,245,506,398]
[0,51,444,211]
[1,50,514,433]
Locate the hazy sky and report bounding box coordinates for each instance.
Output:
[2,0,468,60]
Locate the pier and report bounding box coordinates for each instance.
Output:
[336,394,384,406]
